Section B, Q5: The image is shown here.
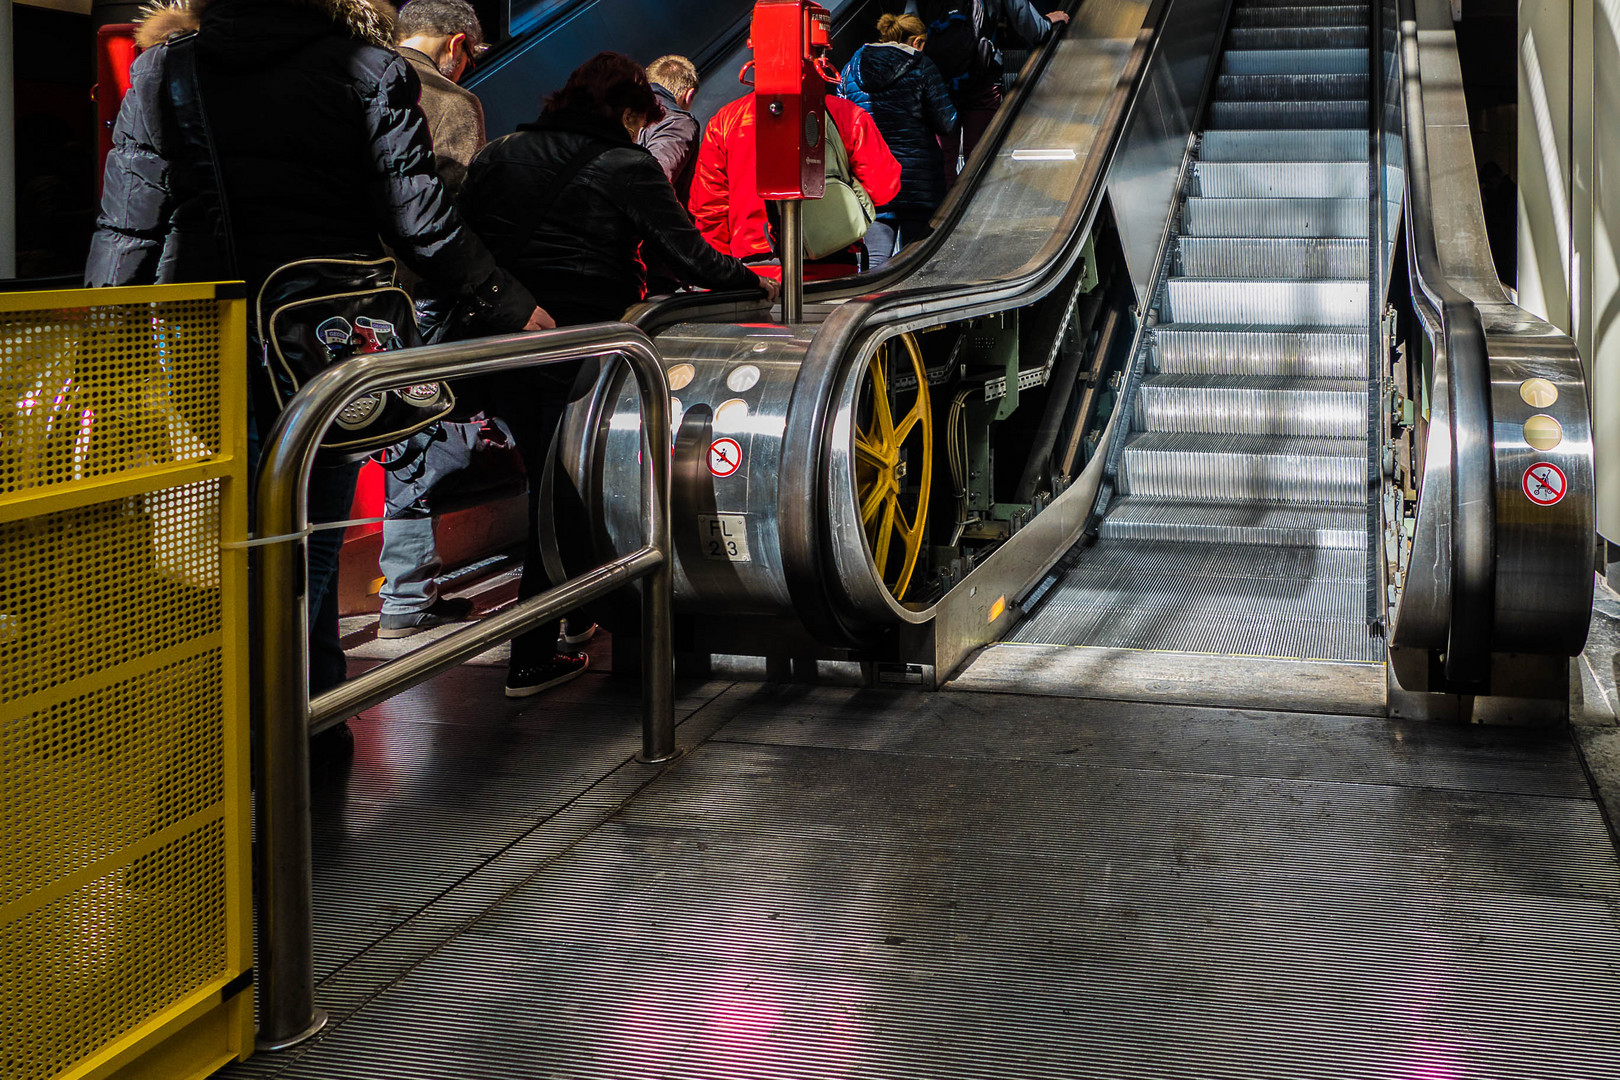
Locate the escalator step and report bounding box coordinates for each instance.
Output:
[1228,26,1369,48]
[1183,196,1369,238]
[1163,278,1369,325]
[1230,4,1370,28]
[1137,374,1368,437]
[1214,73,1371,102]
[1193,161,1368,199]
[1200,128,1369,162]
[1101,495,1369,546]
[1220,47,1368,75]
[1153,325,1367,377]
[1178,236,1370,277]
[1119,433,1368,505]
[1209,100,1370,128]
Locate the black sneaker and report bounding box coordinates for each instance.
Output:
[559,619,599,647]
[377,596,475,638]
[505,652,590,698]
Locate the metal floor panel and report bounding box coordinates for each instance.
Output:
[1011,539,1384,661]
[1102,497,1369,546]
[222,667,1620,1080]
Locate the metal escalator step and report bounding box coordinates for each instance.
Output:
[1209,100,1369,129]
[1118,432,1368,505]
[1136,374,1367,436]
[1153,325,1366,377]
[1178,236,1369,277]
[1214,73,1370,102]
[1183,197,1369,238]
[1192,161,1368,199]
[1200,128,1369,162]
[1163,278,1368,326]
[1228,26,1369,49]
[1220,48,1368,75]
[1102,496,1369,547]
[1230,4,1370,27]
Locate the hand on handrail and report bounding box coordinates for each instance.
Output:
[523,306,557,331]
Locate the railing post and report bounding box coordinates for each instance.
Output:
[248,326,674,1050]
[630,343,676,762]
[252,455,326,1049]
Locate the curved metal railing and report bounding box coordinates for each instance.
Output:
[1394,0,1497,684]
[251,325,674,1050]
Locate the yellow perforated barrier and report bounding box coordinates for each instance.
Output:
[0,285,252,1080]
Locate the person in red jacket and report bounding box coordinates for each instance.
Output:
[690,88,902,278]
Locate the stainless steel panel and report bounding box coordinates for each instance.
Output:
[1228,25,1369,48]
[1192,161,1368,199]
[1178,236,1369,277]
[1230,3,1370,28]
[1220,47,1368,74]
[1208,99,1370,128]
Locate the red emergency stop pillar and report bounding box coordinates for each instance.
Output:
[751,0,832,323]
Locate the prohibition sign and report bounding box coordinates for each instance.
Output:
[1522,461,1567,506]
[708,437,742,478]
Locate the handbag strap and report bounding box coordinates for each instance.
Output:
[165,32,240,277]
[489,137,619,266]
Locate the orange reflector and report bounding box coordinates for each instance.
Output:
[989,595,1006,623]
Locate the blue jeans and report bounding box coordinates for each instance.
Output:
[864,217,934,271]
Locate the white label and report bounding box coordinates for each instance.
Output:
[699,514,751,563]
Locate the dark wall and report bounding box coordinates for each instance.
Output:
[16,5,97,278]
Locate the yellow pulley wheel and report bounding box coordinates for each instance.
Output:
[854,333,933,602]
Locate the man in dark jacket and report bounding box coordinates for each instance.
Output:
[86,0,547,706]
[394,0,487,193]
[919,0,1070,182]
[638,55,702,206]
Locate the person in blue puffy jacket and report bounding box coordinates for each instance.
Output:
[839,13,959,269]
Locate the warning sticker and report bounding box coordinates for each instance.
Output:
[700,514,751,563]
[708,437,742,478]
[1522,461,1568,506]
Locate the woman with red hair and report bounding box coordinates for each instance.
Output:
[461,52,776,697]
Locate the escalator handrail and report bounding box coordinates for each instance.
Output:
[626,0,1084,332]
[1395,0,1497,683]
[775,0,1189,641]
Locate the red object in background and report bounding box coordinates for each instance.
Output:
[751,0,832,200]
[94,24,139,194]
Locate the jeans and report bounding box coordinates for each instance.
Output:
[306,459,363,694]
[864,217,934,270]
[377,425,479,616]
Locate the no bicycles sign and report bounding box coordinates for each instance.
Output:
[1522,462,1567,506]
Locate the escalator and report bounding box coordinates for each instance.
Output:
[557,0,1592,718]
[1010,5,1385,664]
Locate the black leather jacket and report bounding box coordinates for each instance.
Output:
[460,112,762,317]
[85,0,533,333]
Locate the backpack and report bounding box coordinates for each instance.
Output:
[919,0,990,89]
[798,110,878,260]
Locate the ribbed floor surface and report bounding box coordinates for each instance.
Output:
[220,668,1620,1079]
[1012,539,1383,661]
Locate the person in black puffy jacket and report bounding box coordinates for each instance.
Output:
[459,51,775,699]
[840,14,959,269]
[85,0,547,711]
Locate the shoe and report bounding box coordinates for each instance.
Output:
[559,619,599,647]
[377,596,475,638]
[505,652,590,698]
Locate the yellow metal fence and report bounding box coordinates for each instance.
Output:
[0,285,252,1080]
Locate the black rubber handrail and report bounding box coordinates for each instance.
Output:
[1396,0,1496,685]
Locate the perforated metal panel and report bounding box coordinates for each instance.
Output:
[0,298,223,498]
[0,285,251,1080]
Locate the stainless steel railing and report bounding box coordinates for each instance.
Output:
[1395,0,1497,684]
[249,324,674,1050]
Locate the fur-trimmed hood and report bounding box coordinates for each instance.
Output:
[135,0,396,51]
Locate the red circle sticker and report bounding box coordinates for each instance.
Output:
[1522,461,1567,506]
[708,437,742,478]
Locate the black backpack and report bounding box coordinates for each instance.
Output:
[919,0,991,90]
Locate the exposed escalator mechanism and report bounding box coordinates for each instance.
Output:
[854,333,932,603]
